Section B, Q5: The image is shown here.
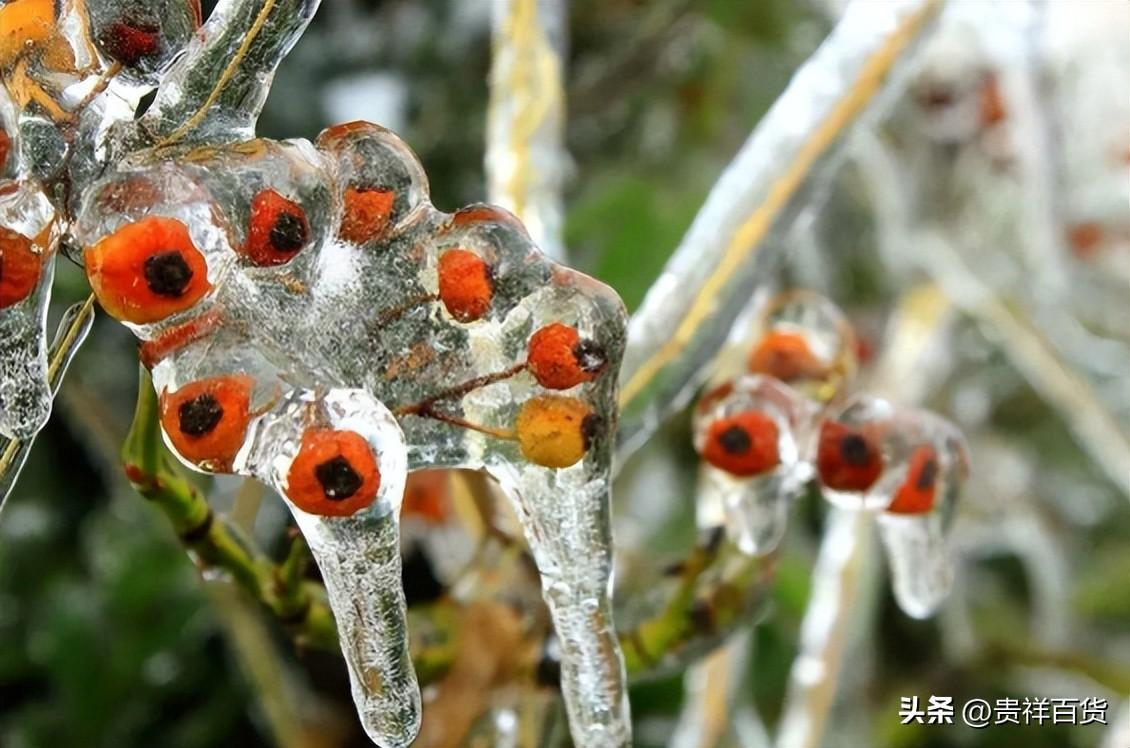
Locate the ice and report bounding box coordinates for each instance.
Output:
[240,388,419,747]
[0,300,93,511]
[73,121,630,747]
[815,395,969,617]
[693,375,814,555]
[0,182,57,440]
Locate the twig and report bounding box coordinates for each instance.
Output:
[121,367,340,651]
[487,0,569,260]
[617,0,944,457]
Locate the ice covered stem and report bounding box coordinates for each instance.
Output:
[243,388,420,747]
[617,0,942,457]
[138,0,321,146]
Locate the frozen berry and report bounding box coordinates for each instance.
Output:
[0,227,42,309]
[516,396,598,469]
[527,323,607,390]
[437,248,493,322]
[98,20,159,66]
[340,186,395,244]
[747,331,826,382]
[700,411,780,477]
[160,374,254,470]
[887,445,938,514]
[242,188,309,266]
[286,428,381,517]
[816,420,883,492]
[85,216,211,324]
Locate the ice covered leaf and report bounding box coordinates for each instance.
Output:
[74,121,630,747]
[693,375,813,556]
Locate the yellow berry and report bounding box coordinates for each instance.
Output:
[516,396,599,469]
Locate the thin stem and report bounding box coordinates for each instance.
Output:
[393,363,527,416]
[122,366,340,651]
[487,0,569,259]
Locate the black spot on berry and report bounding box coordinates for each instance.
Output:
[572,339,607,375]
[916,458,938,491]
[581,413,602,450]
[269,211,307,253]
[718,425,751,455]
[144,251,193,297]
[178,393,223,436]
[839,434,871,466]
[315,456,362,500]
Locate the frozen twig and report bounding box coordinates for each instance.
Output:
[920,232,1130,498]
[617,0,944,457]
[139,0,321,146]
[487,0,568,260]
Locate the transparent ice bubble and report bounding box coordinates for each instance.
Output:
[693,374,815,556]
[746,289,857,404]
[74,121,631,748]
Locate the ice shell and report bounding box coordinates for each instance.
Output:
[240,388,420,747]
[693,374,815,555]
[747,289,857,403]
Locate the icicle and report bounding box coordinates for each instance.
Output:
[240,387,420,747]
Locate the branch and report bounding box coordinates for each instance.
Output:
[121,366,339,650]
[486,0,569,260]
[616,0,944,458]
[139,0,321,146]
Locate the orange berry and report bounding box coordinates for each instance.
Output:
[887,445,938,514]
[0,227,42,308]
[0,128,10,172]
[816,420,883,492]
[402,470,451,525]
[285,428,381,517]
[85,216,211,324]
[979,73,1006,128]
[340,186,395,244]
[527,323,607,390]
[160,374,254,471]
[700,411,780,477]
[241,188,309,266]
[516,396,599,469]
[437,248,493,322]
[0,0,54,68]
[747,331,826,382]
[1067,222,1104,260]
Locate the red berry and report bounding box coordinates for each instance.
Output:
[286,428,381,517]
[887,445,938,514]
[816,420,883,492]
[437,248,493,322]
[98,20,159,66]
[700,411,781,477]
[241,188,310,266]
[527,323,607,390]
[340,186,394,244]
[160,375,254,471]
[747,331,826,382]
[0,227,42,309]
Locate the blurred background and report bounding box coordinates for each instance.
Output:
[1,1,1127,747]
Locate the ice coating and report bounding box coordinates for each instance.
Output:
[73,121,630,747]
[0,181,56,439]
[241,388,418,746]
[693,375,814,555]
[815,396,969,617]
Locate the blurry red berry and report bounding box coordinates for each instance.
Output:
[700,411,781,477]
[242,188,310,266]
[816,420,883,492]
